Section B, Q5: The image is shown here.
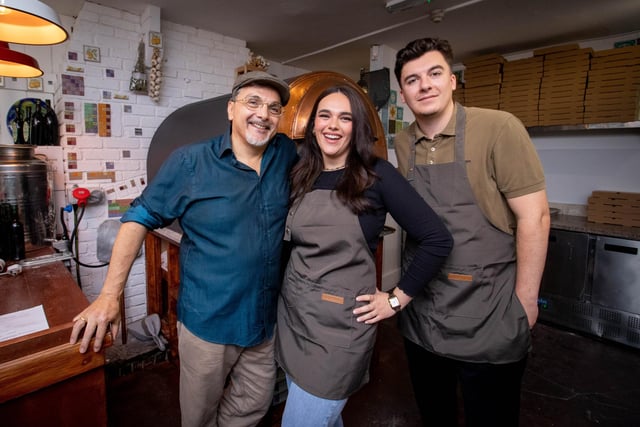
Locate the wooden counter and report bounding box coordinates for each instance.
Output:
[0,252,111,427]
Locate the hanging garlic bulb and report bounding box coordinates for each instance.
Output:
[148,47,163,102]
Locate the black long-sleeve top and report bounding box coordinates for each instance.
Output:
[313,158,453,297]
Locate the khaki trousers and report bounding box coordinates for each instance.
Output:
[178,322,276,427]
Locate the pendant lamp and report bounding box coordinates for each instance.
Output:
[0,0,69,45]
[0,41,43,77]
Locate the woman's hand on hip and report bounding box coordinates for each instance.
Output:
[354,289,397,324]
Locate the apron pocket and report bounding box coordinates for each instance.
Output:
[429,263,493,319]
[281,270,357,349]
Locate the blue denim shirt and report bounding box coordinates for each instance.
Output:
[122,131,297,346]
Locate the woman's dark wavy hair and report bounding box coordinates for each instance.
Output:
[289,84,378,214]
[394,37,455,84]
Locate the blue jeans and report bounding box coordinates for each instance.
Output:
[281,375,348,427]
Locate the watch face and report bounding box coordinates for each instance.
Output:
[389,295,401,309]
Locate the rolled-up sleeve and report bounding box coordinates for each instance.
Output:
[121,146,196,230]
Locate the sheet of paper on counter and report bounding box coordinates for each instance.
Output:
[0,305,49,342]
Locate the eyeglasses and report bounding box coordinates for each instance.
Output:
[234,97,284,116]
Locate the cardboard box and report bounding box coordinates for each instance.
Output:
[541,73,589,83]
[533,43,580,56]
[587,190,640,227]
[539,118,584,126]
[501,80,541,89]
[544,56,591,68]
[504,56,544,68]
[465,62,503,73]
[591,191,640,201]
[466,83,501,93]
[543,68,590,78]
[501,109,538,119]
[538,108,583,116]
[465,77,502,88]
[588,205,640,216]
[464,101,500,109]
[543,47,593,60]
[500,93,539,103]
[587,213,640,227]
[590,58,640,69]
[585,88,639,97]
[586,79,640,91]
[539,90,585,98]
[592,45,640,58]
[587,68,640,80]
[463,53,505,67]
[502,74,543,84]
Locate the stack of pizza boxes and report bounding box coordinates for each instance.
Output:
[584,45,640,124]
[537,44,593,126]
[499,56,543,127]
[462,53,504,110]
[587,191,640,227]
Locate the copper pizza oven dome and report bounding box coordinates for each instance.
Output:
[279,71,388,160]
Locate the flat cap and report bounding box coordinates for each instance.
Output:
[232,70,290,106]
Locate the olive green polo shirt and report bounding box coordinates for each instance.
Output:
[394,104,546,235]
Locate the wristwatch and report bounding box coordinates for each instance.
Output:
[388,291,401,312]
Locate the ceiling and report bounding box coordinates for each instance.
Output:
[50,0,640,79]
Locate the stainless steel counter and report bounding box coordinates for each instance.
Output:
[551,214,640,241]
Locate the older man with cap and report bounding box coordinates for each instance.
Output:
[70,71,297,427]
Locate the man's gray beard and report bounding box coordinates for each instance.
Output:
[246,133,272,147]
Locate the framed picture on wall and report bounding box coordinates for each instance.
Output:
[84,45,101,63]
[149,31,163,48]
[28,77,44,91]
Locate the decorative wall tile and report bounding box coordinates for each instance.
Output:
[61,74,84,96]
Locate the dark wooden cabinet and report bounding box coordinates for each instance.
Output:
[145,229,181,359]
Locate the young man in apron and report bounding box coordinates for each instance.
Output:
[393,38,551,426]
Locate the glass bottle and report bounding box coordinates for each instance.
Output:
[0,203,12,259]
[10,205,26,260]
[22,106,32,145]
[13,109,26,144]
[31,103,43,145]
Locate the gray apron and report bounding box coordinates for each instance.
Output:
[399,104,530,363]
[275,188,377,400]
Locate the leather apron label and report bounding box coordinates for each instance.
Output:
[321,293,345,304]
[448,272,473,282]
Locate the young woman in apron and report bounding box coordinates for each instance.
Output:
[275,85,453,427]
